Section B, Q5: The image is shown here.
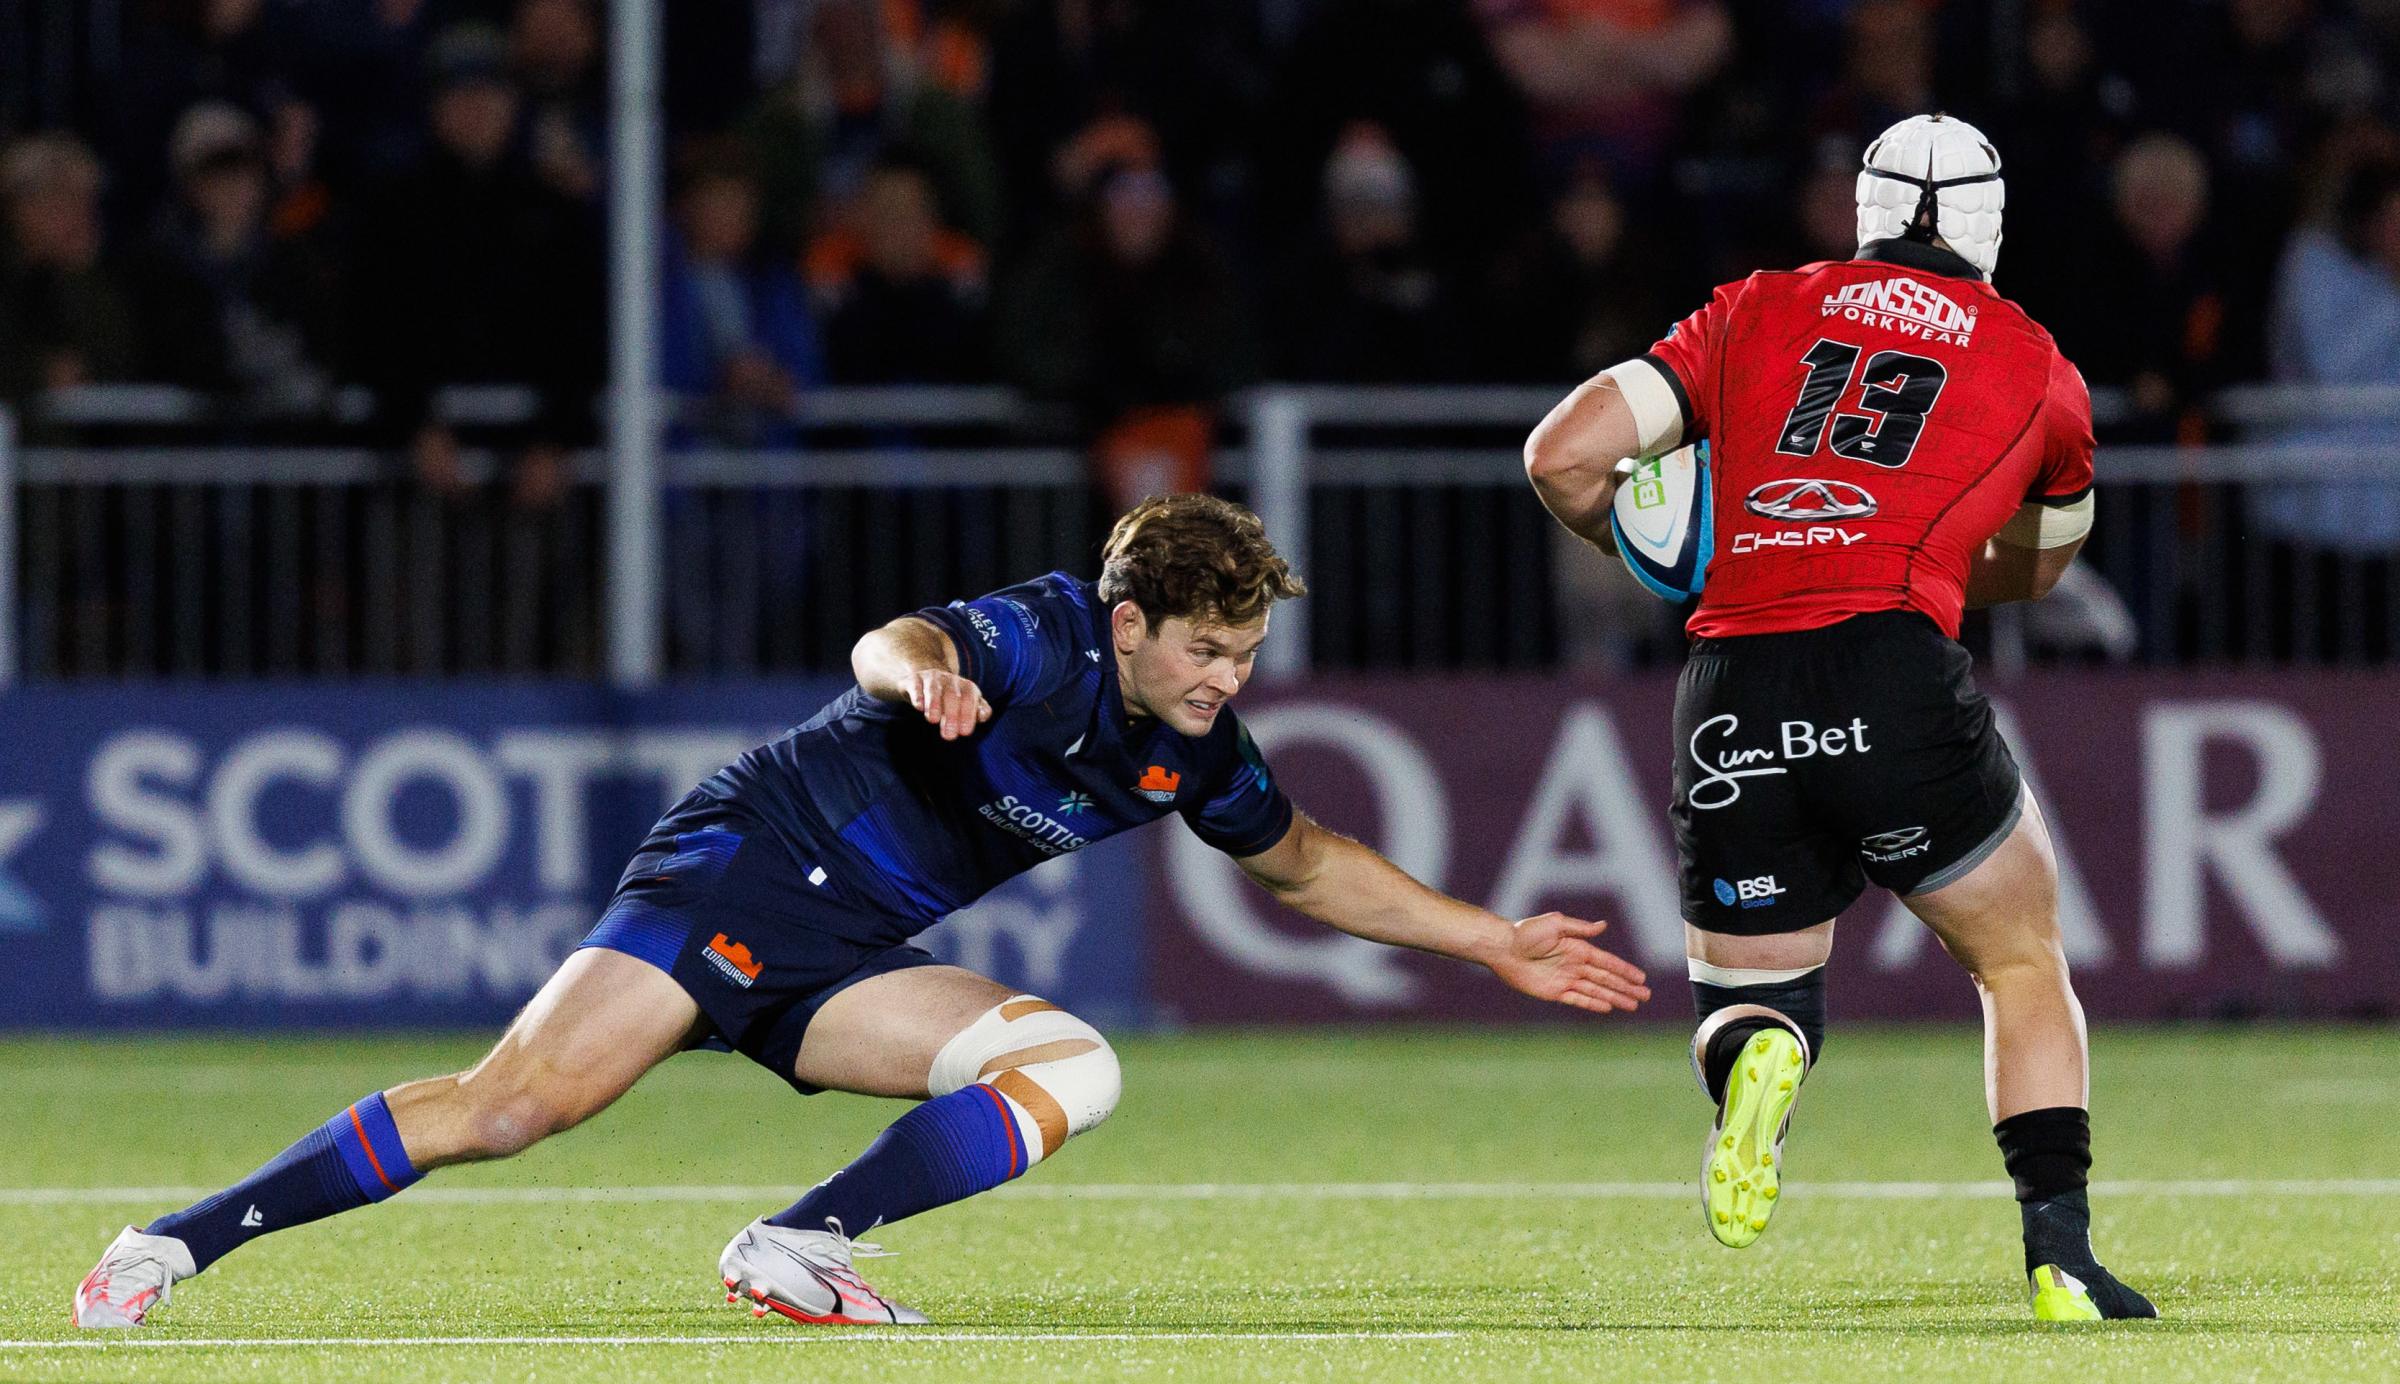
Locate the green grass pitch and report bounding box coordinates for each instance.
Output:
[3,1027,2396,1382]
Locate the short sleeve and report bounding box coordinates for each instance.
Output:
[2030,351,2096,506]
[1181,712,1295,857]
[1643,279,1742,443]
[911,574,1084,708]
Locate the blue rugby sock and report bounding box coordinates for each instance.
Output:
[768,1085,1026,1235]
[146,1092,423,1272]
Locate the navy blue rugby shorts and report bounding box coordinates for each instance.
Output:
[578,793,941,1092]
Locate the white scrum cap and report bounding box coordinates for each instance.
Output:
[1856,113,2005,277]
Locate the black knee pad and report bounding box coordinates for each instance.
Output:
[1691,967,1826,1102]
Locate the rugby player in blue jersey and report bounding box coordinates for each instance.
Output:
[76,494,1652,1328]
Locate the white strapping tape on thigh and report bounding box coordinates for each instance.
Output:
[1687,958,1825,987]
[928,996,1120,1166]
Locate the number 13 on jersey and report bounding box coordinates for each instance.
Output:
[1775,339,1948,469]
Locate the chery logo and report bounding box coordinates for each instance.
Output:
[1861,826,1927,853]
[1745,479,1878,523]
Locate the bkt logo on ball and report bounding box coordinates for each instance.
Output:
[1745,479,1878,523]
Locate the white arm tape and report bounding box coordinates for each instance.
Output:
[1597,358,1685,456]
[1998,492,2095,549]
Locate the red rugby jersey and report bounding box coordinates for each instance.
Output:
[1640,238,2094,640]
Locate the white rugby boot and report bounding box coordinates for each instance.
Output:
[719,1216,928,1325]
[73,1226,196,1327]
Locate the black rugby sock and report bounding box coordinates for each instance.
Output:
[1996,1106,2156,1317]
[1995,1105,2090,1205]
[1996,1105,2093,1273]
[1691,969,1825,1104]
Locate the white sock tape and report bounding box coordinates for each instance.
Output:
[1687,957,1825,988]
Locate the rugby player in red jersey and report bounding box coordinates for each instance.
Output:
[1524,114,2154,1321]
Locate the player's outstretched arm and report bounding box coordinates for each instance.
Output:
[852,616,992,740]
[1234,814,1651,1014]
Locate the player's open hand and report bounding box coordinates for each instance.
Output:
[1491,913,1651,1014]
[905,669,993,740]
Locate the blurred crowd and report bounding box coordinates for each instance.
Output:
[7,0,2400,499]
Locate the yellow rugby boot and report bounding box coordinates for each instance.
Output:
[2029,1265,2105,1322]
[1694,1018,1809,1249]
[2019,1188,2159,1319]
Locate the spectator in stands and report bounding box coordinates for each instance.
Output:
[133,103,346,416]
[1475,0,1731,189]
[353,22,603,507]
[0,134,142,427]
[2255,154,2400,561]
[2115,0,2341,184]
[739,0,1002,257]
[659,156,823,443]
[811,162,988,384]
[275,0,437,188]
[1806,0,1938,149]
[1990,2,2131,314]
[2053,133,2230,441]
[1792,144,1862,264]
[1481,161,1682,666]
[101,0,310,222]
[1272,124,1458,382]
[998,143,1257,506]
[1262,0,1540,299]
[983,0,1273,245]
[510,0,604,204]
[1484,162,1676,380]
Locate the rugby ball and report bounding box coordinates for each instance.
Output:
[1608,441,1713,602]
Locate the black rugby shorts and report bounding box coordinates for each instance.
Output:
[1672,610,2024,936]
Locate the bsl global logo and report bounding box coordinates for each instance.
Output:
[1713,875,1785,910]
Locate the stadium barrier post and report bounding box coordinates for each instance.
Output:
[605,0,666,689]
[1246,387,1312,678]
[0,404,14,689]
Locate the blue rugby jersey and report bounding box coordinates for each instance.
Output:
[699,572,1294,938]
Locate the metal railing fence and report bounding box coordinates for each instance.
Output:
[6,384,2400,683]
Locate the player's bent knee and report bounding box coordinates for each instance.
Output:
[928,996,1121,1167]
[1929,915,2069,990]
[1960,940,2072,993]
[461,1096,559,1159]
[453,1076,595,1161]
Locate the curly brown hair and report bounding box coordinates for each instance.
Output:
[1097,494,1307,631]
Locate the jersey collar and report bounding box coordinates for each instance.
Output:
[1081,581,1143,741]
[1855,236,1986,283]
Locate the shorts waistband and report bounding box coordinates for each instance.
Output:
[1686,609,1942,657]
